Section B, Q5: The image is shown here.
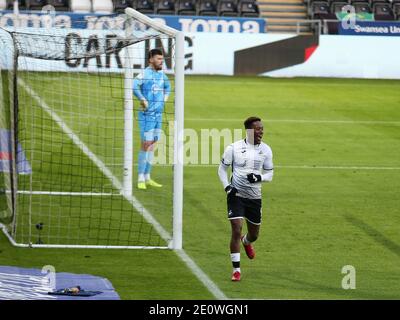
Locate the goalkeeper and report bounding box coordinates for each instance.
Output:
[133,49,171,190]
[218,117,274,281]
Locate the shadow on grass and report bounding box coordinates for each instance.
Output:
[344,214,400,258]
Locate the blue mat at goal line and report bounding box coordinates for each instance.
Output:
[0,266,120,300]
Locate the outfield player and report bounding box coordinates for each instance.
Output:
[218,117,274,281]
[133,49,171,190]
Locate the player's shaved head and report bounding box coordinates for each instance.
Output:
[244,116,261,129]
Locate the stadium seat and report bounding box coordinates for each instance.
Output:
[368,0,388,7]
[308,0,329,5]
[155,0,175,15]
[113,0,132,13]
[350,0,368,3]
[330,1,349,14]
[26,0,47,10]
[48,0,70,12]
[0,0,6,10]
[133,0,154,13]
[197,0,218,16]
[353,1,371,13]
[6,0,13,9]
[238,0,260,17]
[6,0,27,10]
[373,2,394,20]
[70,0,92,12]
[93,0,114,13]
[394,3,400,19]
[176,0,196,15]
[311,1,330,19]
[218,0,238,16]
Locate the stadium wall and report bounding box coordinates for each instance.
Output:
[2,28,400,79]
[188,33,400,79]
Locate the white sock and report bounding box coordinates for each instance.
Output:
[242,234,251,245]
[145,173,151,181]
[231,252,240,263]
[138,174,145,182]
[231,253,240,272]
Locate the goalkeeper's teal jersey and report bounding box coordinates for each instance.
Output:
[133,66,171,114]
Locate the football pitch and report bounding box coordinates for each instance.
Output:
[1,75,400,299]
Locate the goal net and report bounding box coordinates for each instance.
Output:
[0,8,184,249]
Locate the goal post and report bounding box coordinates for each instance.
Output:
[0,9,184,250]
[123,8,185,249]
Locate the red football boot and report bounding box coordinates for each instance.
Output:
[241,235,255,259]
[231,271,241,281]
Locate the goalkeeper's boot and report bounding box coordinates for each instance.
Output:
[231,270,241,282]
[146,179,163,188]
[241,235,255,259]
[137,181,147,190]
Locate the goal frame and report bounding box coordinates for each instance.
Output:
[0,8,185,250]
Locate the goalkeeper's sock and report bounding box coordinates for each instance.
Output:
[230,252,240,269]
[144,151,154,177]
[138,150,147,180]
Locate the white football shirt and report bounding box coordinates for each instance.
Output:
[221,139,273,199]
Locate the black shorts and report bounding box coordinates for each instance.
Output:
[227,194,262,225]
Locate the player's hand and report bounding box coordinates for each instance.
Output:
[247,173,262,183]
[140,99,148,110]
[225,185,238,198]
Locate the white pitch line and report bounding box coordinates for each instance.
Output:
[275,165,400,170]
[185,118,400,125]
[184,164,400,170]
[18,79,227,300]
[15,191,115,196]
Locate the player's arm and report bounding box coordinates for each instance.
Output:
[163,73,171,102]
[218,163,230,189]
[218,145,238,196]
[247,148,274,183]
[133,73,148,109]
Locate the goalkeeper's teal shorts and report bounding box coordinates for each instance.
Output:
[138,112,162,142]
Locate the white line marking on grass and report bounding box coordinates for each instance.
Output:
[186,164,400,170]
[15,191,115,196]
[19,79,227,300]
[184,78,400,87]
[276,165,400,170]
[185,118,400,125]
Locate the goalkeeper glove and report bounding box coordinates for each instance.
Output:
[247,173,262,183]
[225,185,238,198]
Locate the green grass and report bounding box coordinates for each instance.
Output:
[1,75,400,299]
[0,236,214,299]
